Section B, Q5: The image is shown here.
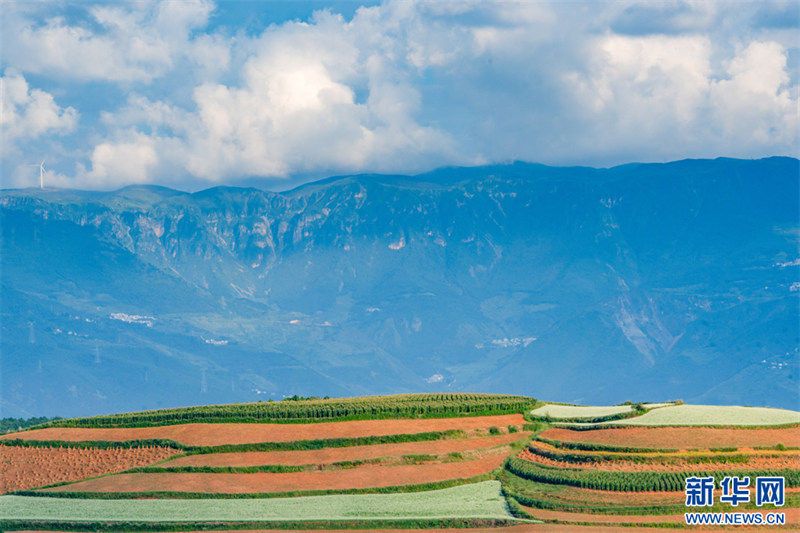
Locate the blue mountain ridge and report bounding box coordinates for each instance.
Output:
[1,157,798,417]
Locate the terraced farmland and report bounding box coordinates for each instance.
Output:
[504,403,800,531]
[1,481,514,521]
[44,393,535,427]
[539,425,799,450]
[4,414,524,447]
[163,432,528,468]
[3,394,799,531]
[608,404,800,426]
[529,403,673,420]
[0,444,180,493]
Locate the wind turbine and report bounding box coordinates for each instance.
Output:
[39,159,47,189]
[28,159,48,189]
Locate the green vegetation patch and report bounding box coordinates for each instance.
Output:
[527,443,757,466]
[1,430,463,454]
[498,470,684,516]
[535,436,678,454]
[0,481,513,522]
[40,393,535,428]
[1,416,62,434]
[505,457,800,492]
[606,404,800,426]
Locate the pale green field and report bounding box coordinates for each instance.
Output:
[0,481,513,522]
[605,404,800,426]
[530,402,672,419]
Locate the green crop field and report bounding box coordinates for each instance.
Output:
[0,481,513,522]
[606,404,800,426]
[41,393,535,428]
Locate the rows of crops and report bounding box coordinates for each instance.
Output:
[607,404,800,426]
[498,470,687,516]
[525,442,763,466]
[505,456,800,492]
[0,481,514,521]
[42,394,535,428]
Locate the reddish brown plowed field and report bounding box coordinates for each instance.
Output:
[165,432,530,468]
[0,445,179,494]
[540,426,800,450]
[5,414,524,447]
[41,454,507,493]
[533,440,798,458]
[518,448,800,472]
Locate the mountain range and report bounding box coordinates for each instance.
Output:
[1,157,798,417]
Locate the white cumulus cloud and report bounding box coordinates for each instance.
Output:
[1,70,78,140]
[1,0,797,189]
[2,0,224,83]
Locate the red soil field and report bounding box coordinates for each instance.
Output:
[41,454,508,493]
[0,445,179,494]
[533,439,794,457]
[5,414,525,447]
[165,432,530,467]
[518,448,800,473]
[540,426,800,450]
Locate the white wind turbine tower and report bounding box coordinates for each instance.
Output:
[39,159,47,189]
[29,159,48,189]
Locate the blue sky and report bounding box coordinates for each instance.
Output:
[1,0,798,191]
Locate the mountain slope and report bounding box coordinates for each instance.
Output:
[1,157,798,416]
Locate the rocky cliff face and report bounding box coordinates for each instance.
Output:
[2,157,798,417]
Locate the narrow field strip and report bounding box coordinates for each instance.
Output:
[540,426,800,450]
[501,472,686,507]
[523,506,799,527]
[606,405,800,426]
[4,415,525,447]
[45,394,535,428]
[41,454,509,494]
[505,456,800,492]
[530,403,673,420]
[0,445,179,494]
[163,432,530,468]
[521,506,684,524]
[518,448,800,473]
[1,481,513,522]
[533,439,798,459]
[530,404,635,418]
[28,526,777,533]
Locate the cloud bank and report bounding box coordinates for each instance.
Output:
[1,0,797,189]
